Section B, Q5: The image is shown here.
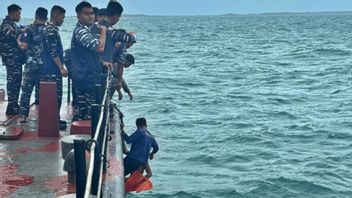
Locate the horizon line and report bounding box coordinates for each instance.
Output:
[3,10,352,19]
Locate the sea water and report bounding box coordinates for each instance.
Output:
[1,13,352,197]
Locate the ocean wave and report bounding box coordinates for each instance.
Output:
[128,191,202,198]
[313,48,351,56]
[243,177,336,197]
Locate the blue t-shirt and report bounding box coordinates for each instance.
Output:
[123,128,159,164]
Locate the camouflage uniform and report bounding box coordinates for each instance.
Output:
[0,16,26,114]
[63,49,77,106]
[19,23,45,117]
[71,22,101,121]
[71,22,135,121]
[42,21,64,114]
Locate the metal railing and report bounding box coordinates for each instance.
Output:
[73,70,113,198]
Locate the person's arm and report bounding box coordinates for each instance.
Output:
[118,89,123,100]
[122,79,133,100]
[121,129,141,144]
[111,29,136,43]
[17,33,28,50]
[149,139,159,160]
[53,57,68,77]
[120,134,129,154]
[45,26,68,77]
[74,24,106,53]
[116,63,124,90]
[1,22,25,39]
[96,25,106,53]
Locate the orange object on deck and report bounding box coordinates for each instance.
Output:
[125,171,153,193]
[38,81,59,138]
[70,120,91,135]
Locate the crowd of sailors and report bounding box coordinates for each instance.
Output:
[0,1,158,181]
[0,2,135,126]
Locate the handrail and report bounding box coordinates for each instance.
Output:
[83,70,111,198]
[97,107,110,197]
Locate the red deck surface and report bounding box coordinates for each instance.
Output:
[0,101,124,198]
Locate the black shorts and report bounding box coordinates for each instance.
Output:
[123,156,143,176]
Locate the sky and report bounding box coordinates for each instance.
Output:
[1,0,352,18]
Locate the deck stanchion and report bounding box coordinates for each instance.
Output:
[91,104,100,138]
[38,81,59,137]
[74,139,87,198]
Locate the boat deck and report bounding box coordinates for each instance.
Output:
[0,101,124,198]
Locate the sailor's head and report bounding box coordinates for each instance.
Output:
[50,5,65,26]
[136,117,147,128]
[106,1,123,26]
[35,7,48,22]
[8,4,22,22]
[75,2,94,26]
[124,54,135,68]
[92,7,99,22]
[96,8,107,23]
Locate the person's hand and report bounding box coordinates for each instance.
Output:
[145,172,152,178]
[60,67,68,77]
[102,61,113,70]
[149,153,154,160]
[99,25,106,33]
[20,27,27,33]
[118,91,123,100]
[120,122,125,133]
[128,92,133,100]
[115,42,121,49]
[128,32,136,43]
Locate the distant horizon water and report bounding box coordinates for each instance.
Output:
[2,10,352,19]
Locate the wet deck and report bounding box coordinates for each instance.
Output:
[0,101,124,198]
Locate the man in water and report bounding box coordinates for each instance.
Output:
[71,1,107,121]
[121,117,159,177]
[0,4,27,115]
[17,7,48,123]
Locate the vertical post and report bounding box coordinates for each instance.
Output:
[74,139,87,198]
[67,77,71,103]
[38,81,59,137]
[91,104,100,139]
[94,84,102,105]
[103,99,109,172]
[91,138,101,195]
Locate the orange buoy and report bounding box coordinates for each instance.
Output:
[125,171,153,193]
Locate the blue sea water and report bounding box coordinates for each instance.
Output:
[2,13,352,197]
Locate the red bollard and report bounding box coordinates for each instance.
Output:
[38,81,59,138]
[70,120,91,135]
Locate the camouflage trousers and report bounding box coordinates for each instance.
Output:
[19,63,42,117]
[5,62,23,114]
[72,88,95,121]
[41,74,63,114]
